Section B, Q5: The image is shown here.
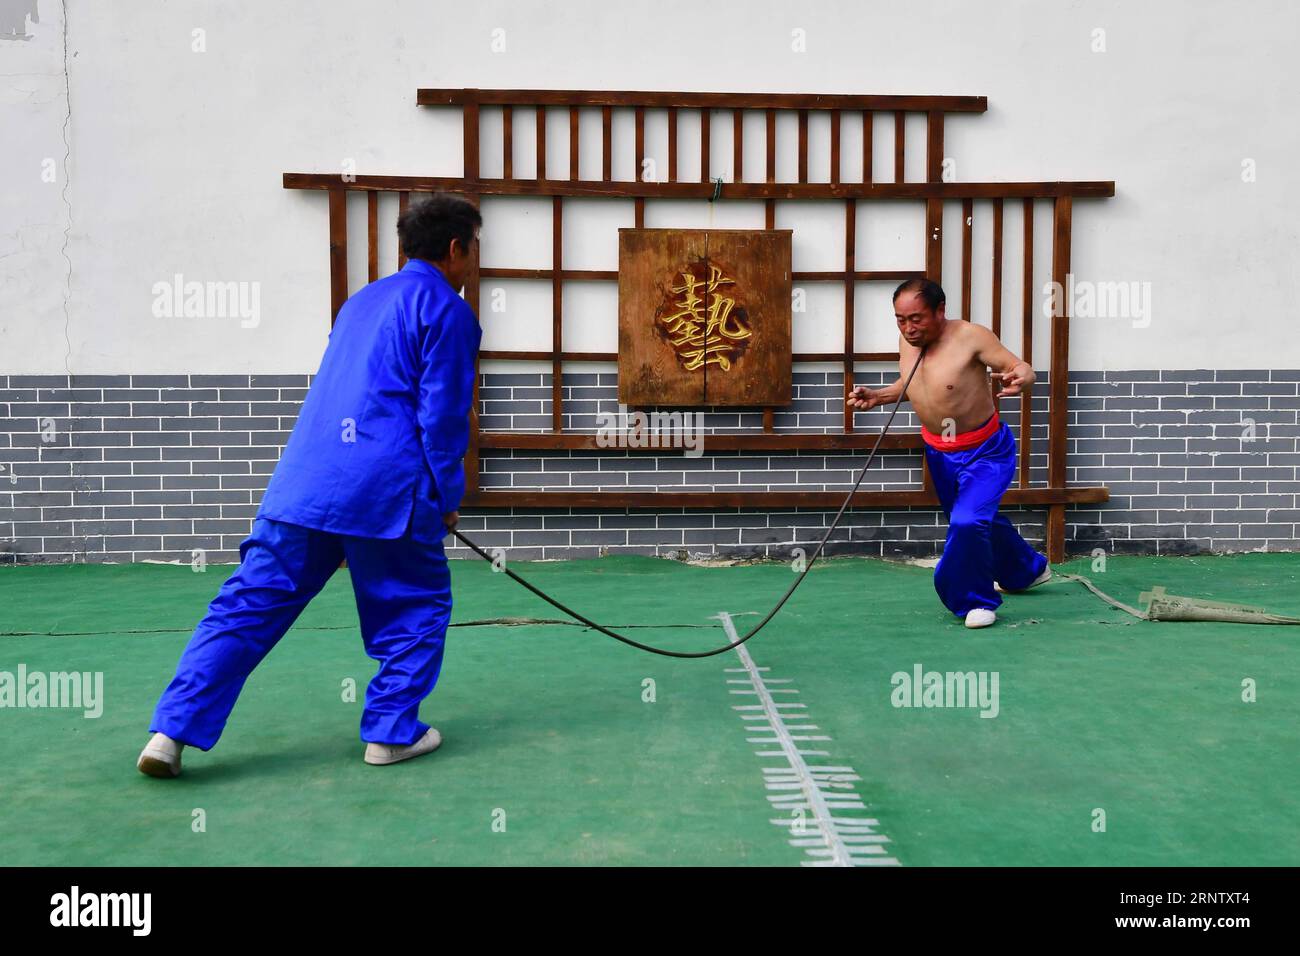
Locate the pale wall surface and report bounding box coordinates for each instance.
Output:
[2,0,1297,375]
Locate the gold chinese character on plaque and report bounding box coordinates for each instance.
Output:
[618,229,792,406]
[658,261,752,373]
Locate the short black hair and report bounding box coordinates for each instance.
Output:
[892,278,946,312]
[397,193,482,262]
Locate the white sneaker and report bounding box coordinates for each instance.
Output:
[364,728,443,766]
[137,732,183,778]
[996,565,1053,593]
[965,608,997,628]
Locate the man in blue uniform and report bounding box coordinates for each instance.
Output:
[138,194,483,776]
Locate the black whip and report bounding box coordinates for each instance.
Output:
[451,348,926,658]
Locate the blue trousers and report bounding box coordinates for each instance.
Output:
[924,420,1048,618]
[150,517,452,750]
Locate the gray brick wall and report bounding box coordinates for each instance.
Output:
[1,369,1296,564]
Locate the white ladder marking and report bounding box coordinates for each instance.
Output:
[716,610,901,868]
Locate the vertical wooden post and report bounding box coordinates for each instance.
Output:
[503,105,513,180]
[925,199,943,281]
[397,191,410,269]
[830,110,840,185]
[798,109,808,183]
[462,100,482,502]
[765,108,776,229]
[552,196,564,433]
[700,108,711,182]
[894,112,906,183]
[863,111,873,184]
[733,108,744,182]
[990,198,1004,406]
[634,106,645,227]
[568,107,579,181]
[366,191,378,284]
[668,107,678,182]
[1047,196,1072,564]
[536,105,546,180]
[925,110,943,183]
[328,188,347,325]
[601,106,612,182]
[1019,198,1033,490]
[961,198,973,322]
[843,198,856,434]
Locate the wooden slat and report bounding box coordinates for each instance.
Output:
[1020,198,1034,490]
[843,199,856,433]
[465,197,481,497]
[1047,196,1073,564]
[925,199,943,280]
[397,191,410,268]
[961,198,973,322]
[863,110,873,184]
[634,106,644,179]
[991,199,1004,336]
[420,89,990,113]
[766,109,776,184]
[894,112,905,183]
[285,172,1116,200]
[990,198,1004,405]
[569,106,579,180]
[536,105,546,179]
[926,110,944,183]
[461,487,1109,508]
[328,188,347,325]
[830,110,840,185]
[367,191,378,283]
[552,196,564,432]
[463,102,479,179]
[481,350,619,362]
[478,267,923,282]
[700,107,710,182]
[459,110,479,496]
[478,349,905,363]
[482,268,617,281]
[601,105,612,181]
[798,109,808,182]
[668,107,677,181]
[503,105,513,179]
[482,433,923,451]
[733,108,743,181]
[634,105,645,226]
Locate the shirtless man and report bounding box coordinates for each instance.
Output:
[847,278,1051,628]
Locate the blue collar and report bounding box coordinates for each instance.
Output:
[401,258,454,290]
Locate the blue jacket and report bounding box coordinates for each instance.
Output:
[257,259,481,544]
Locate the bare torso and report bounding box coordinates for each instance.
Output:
[900,320,997,434]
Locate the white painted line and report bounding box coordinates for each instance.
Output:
[718,611,856,869]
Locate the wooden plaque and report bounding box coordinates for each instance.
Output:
[617,228,792,406]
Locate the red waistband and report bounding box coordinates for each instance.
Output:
[920,411,1000,452]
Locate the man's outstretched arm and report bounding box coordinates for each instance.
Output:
[972,324,1036,397]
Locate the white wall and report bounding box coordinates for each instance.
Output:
[2,0,1297,375]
